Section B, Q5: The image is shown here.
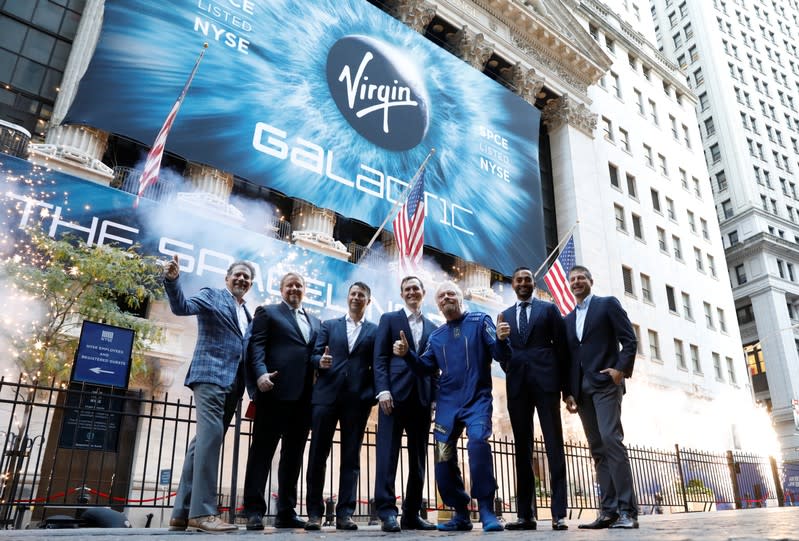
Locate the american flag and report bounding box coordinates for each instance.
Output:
[135,45,207,208]
[543,235,576,316]
[393,169,426,275]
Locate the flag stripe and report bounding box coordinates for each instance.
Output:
[543,236,576,316]
[393,170,426,274]
[135,48,206,207]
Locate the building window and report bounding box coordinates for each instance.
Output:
[693,177,702,198]
[737,304,754,324]
[722,199,733,218]
[675,339,687,369]
[694,67,704,86]
[609,163,620,188]
[699,92,709,110]
[651,188,661,212]
[659,154,669,176]
[615,204,627,232]
[687,210,696,232]
[735,264,747,284]
[626,173,637,198]
[690,344,702,373]
[726,357,736,384]
[649,99,658,125]
[619,128,631,151]
[622,265,635,295]
[708,254,717,277]
[602,116,614,141]
[709,143,721,163]
[716,171,728,191]
[672,235,683,260]
[643,144,654,167]
[666,285,677,312]
[713,352,723,380]
[728,230,739,246]
[635,88,644,115]
[682,292,693,320]
[694,247,704,271]
[657,227,668,252]
[632,213,644,240]
[632,324,643,355]
[704,302,714,328]
[611,71,622,98]
[705,117,716,136]
[641,273,652,303]
[648,330,661,360]
[666,197,676,220]
[717,308,727,332]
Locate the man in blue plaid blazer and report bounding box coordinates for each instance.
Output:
[165,255,255,533]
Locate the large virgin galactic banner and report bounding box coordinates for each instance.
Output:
[65,0,545,272]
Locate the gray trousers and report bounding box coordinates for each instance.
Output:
[172,379,242,519]
[578,381,638,518]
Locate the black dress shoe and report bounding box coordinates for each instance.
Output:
[304,516,322,531]
[504,517,537,530]
[336,517,358,530]
[609,512,639,529]
[246,514,264,531]
[400,515,437,530]
[552,517,568,530]
[381,515,401,532]
[274,515,307,528]
[578,513,618,529]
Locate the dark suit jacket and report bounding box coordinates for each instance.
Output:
[246,302,320,401]
[500,298,570,398]
[373,309,437,406]
[310,316,378,405]
[564,295,637,400]
[164,278,251,389]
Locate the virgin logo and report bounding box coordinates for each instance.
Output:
[326,35,429,151]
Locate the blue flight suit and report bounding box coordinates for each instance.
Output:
[404,311,511,514]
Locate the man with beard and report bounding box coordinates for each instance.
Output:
[305,282,377,531]
[499,267,570,531]
[373,276,438,532]
[164,256,254,533]
[243,272,320,530]
[394,281,511,532]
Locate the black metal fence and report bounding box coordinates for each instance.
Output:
[0,377,788,529]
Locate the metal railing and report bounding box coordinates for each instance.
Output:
[0,376,788,529]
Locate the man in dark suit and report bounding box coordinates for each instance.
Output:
[242,272,320,530]
[164,255,254,533]
[372,276,437,532]
[304,282,377,531]
[500,267,570,531]
[563,265,639,529]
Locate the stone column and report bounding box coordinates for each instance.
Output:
[460,260,502,306]
[28,0,113,184]
[176,162,245,227]
[751,288,799,462]
[449,26,494,71]
[290,200,350,261]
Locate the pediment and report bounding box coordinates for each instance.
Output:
[474,0,612,95]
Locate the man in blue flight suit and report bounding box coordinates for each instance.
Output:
[394,281,511,532]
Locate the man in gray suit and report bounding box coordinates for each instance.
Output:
[164,255,254,533]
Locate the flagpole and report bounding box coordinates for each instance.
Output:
[134,43,208,207]
[532,221,578,281]
[361,148,436,256]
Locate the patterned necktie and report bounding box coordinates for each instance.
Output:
[519,301,530,340]
[295,309,310,342]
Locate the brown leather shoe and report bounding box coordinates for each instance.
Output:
[187,515,237,533]
[169,517,187,531]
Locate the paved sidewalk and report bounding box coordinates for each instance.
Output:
[0,507,797,540]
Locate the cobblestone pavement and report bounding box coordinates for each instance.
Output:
[0,507,797,541]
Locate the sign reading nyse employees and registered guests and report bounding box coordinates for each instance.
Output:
[65,0,545,272]
[71,320,135,388]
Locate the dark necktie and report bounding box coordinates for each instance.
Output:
[519,301,530,340]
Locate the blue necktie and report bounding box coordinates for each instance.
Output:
[519,301,530,340]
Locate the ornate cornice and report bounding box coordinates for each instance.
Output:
[391,0,437,32]
[541,94,597,137]
[449,26,494,70]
